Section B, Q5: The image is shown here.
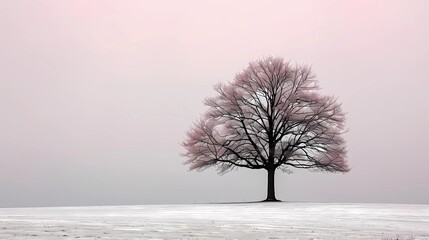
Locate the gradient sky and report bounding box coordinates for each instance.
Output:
[1,0,428,207]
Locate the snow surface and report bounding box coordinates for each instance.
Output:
[0,202,428,239]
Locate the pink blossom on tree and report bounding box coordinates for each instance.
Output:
[182,57,349,201]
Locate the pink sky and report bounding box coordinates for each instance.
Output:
[0,0,428,207]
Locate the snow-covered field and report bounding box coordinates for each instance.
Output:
[0,202,428,239]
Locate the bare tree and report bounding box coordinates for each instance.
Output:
[182,57,349,201]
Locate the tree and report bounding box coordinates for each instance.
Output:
[182,57,349,201]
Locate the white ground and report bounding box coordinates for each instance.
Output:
[0,202,428,239]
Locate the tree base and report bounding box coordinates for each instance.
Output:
[263,198,281,202]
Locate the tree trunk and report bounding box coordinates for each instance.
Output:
[266,167,277,201]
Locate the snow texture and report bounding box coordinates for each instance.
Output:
[0,202,428,239]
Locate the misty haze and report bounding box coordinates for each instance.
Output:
[1,0,428,239]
